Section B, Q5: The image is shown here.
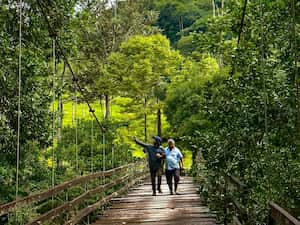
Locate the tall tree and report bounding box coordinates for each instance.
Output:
[75,0,158,119]
[106,34,183,138]
[164,0,300,222]
[0,0,77,202]
[153,0,213,45]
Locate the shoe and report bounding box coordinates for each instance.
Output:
[152,192,156,196]
[175,192,181,195]
[170,191,173,195]
[158,189,163,193]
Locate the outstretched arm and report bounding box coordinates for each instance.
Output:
[133,137,150,148]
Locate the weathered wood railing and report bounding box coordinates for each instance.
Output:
[0,162,147,225]
[225,175,249,224]
[225,175,299,225]
[268,201,300,225]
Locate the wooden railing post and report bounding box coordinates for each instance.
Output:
[242,185,249,224]
[268,213,275,225]
[224,175,228,225]
[225,175,249,225]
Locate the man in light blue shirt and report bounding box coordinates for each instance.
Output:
[165,139,184,195]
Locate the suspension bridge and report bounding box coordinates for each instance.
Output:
[2,0,299,225]
[0,161,299,225]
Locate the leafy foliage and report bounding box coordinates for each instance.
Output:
[153,0,213,44]
[1,0,299,224]
[164,0,300,223]
[106,34,183,97]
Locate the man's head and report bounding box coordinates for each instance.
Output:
[168,139,175,149]
[152,136,162,147]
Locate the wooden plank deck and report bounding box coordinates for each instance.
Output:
[93,176,217,225]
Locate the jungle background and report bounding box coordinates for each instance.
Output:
[0,0,299,224]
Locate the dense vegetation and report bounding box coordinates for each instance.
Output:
[164,0,300,223]
[0,0,299,224]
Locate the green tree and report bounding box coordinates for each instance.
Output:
[164,0,300,222]
[106,34,183,139]
[153,0,212,45]
[75,0,158,119]
[0,0,78,205]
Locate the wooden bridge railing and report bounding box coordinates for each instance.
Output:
[225,175,249,224]
[268,202,300,225]
[225,175,299,225]
[0,162,147,225]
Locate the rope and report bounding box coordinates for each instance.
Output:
[36,0,105,133]
[103,133,106,173]
[230,0,248,76]
[112,146,114,169]
[75,84,78,172]
[91,115,94,173]
[16,0,22,200]
[52,38,56,191]
[260,1,267,137]
[291,0,299,138]
[237,0,248,44]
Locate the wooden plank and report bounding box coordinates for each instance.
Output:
[92,176,217,225]
[109,202,203,210]
[94,219,216,225]
[0,164,134,216]
[95,215,216,223]
[102,208,211,216]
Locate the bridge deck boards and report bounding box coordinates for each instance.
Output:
[93,176,217,225]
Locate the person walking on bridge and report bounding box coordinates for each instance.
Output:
[165,139,184,195]
[133,136,165,196]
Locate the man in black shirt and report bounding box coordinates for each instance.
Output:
[134,136,165,196]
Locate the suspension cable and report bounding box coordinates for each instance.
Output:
[74,83,78,172]
[102,96,106,178]
[36,0,104,133]
[103,133,106,173]
[112,146,114,169]
[237,0,248,44]
[230,0,248,76]
[52,38,56,191]
[260,0,267,137]
[16,0,22,200]
[91,114,94,173]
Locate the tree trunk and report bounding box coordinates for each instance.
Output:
[212,0,216,17]
[157,98,162,137]
[57,52,65,169]
[57,93,63,168]
[105,94,110,119]
[100,95,104,117]
[157,108,161,137]
[179,16,184,32]
[221,0,224,16]
[144,98,147,142]
[57,62,65,145]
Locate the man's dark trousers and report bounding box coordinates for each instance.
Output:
[166,169,180,193]
[150,167,162,194]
